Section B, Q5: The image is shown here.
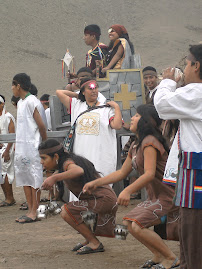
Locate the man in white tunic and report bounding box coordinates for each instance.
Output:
[0,95,16,206]
[30,83,48,130]
[40,94,52,131]
[154,44,202,269]
[12,73,47,223]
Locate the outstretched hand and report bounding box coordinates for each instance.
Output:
[41,175,57,190]
[117,190,131,207]
[83,181,97,194]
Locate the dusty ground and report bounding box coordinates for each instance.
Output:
[0,186,180,269]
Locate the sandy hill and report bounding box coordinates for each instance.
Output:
[1,0,202,115]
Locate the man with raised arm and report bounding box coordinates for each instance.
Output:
[154,44,202,269]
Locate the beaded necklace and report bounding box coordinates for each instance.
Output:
[86,100,98,109]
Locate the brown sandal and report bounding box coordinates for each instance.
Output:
[141,260,158,268]
[76,243,104,255]
[72,243,84,251]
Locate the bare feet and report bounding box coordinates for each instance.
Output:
[151,254,164,264]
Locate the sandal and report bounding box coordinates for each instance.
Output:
[76,243,105,255]
[19,202,28,210]
[152,258,180,269]
[19,204,28,210]
[18,216,37,224]
[141,259,158,268]
[0,200,16,207]
[15,215,27,222]
[72,243,84,251]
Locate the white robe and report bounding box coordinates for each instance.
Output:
[45,107,52,131]
[69,98,116,202]
[154,79,202,152]
[0,111,15,184]
[14,95,43,189]
[154,79,202,206]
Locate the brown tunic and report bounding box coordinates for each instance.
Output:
[63,161,117,237]
[145,88,157,104]
[123,135,179,240]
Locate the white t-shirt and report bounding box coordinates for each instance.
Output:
[68,98,117,202]
[71,98,117,176]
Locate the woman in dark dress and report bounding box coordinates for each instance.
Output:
[83,105,180,269]
[39,139,117,255]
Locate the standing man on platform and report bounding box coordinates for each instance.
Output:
[84,24,108,76]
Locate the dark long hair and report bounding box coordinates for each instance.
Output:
[38,139,100,199]
[108,33,134,55]
[78,77,98,102]
[166,120,179,141]
[136,104,169,153]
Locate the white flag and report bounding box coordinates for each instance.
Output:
[62,50,73,68]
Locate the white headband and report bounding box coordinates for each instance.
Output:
[0,96,4,103]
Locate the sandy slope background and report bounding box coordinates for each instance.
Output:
[1,0,202,115]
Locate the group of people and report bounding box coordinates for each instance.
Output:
[0,21,202,269]
[54,43,202,269]
[0,79,53,212]
[66,23,134,89]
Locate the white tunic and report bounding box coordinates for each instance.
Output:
[154,79,202,152]
[15,95,43,189]
[45,107,52,131]
[69,98,117,201]
[38,103,48,130]
[0,112,15,184]
[71,99,117,175]
[154,79,202,206]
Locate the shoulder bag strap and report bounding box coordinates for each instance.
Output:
[72,104,110,127]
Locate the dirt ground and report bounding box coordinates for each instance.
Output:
[0,185,180,269]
